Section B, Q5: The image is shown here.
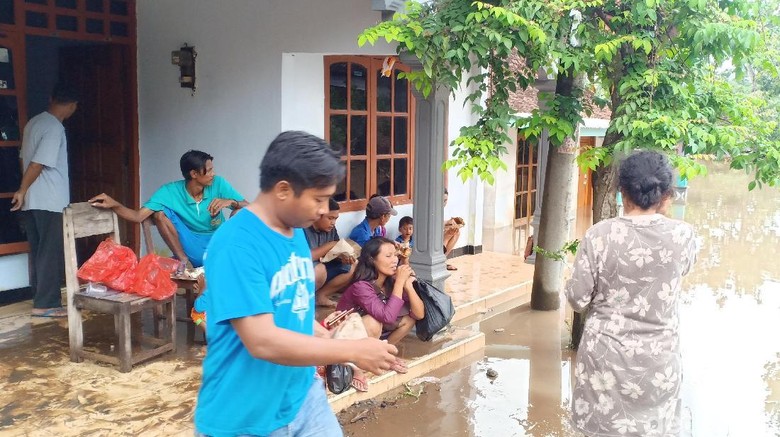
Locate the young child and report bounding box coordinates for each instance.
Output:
[395,216,414,248]
[395,216,413,264]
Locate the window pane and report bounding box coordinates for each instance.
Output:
[25,0,47,5]
[376,116,391,155]
[26,11,48,28]
[0,96,20,141]
[55,0,77,9]
[0,198,26,244]
[329,115,347,152]
[56,15,78,31]
[515,196,522,219]
[376,70,391,112]
[376,159,391,196]
[394,70,408,113]
[350,115,366,156]
[0,46,16,90]
[530,190,537,215]
[520,193,528,218]
[394,117,407,154]
[530,164,537,190]
[110,21,128,37]
[520,167,528,192]
[329,62,347,110]
[0,146,21,192]
[349,161,367,200]
[394,158,407,196]
[0,1,14,25]
[86,0,104,12]
[110,0,129,16]
[333,179,347,202]
[350,64,367,111]
[86,18,104,34]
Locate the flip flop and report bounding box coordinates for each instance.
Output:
[351,372,369,392]
[446,264,458,271]
[31,307,67,318]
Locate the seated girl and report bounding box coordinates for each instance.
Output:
[335,237,425,390]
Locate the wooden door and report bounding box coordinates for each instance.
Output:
[576,136,595,239]
[59,44,134,255]
[0,30,28,255]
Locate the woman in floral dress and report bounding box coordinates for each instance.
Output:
[566,151,698,436]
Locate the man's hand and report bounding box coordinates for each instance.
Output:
[351,338,398,375]
[338,254,357,265]
[208,198,236,217]
[9,190,25,211]
[313,321,333,339]
[89,193,120,209]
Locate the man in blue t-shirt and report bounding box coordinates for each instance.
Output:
[348,195,397,247]
[194,131,398,437]
[90,150,247,267]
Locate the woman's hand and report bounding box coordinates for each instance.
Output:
[395,264,413,284]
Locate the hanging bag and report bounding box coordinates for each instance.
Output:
[413,280,455,341]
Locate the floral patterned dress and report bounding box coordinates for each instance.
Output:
[565,214,698,436]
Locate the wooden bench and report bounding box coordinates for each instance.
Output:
[64,202,176,373]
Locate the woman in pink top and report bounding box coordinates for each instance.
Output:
[337,237,425,344]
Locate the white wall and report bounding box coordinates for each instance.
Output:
[0,254,29,291]
[138,0,485,249]
[137,0,395,208]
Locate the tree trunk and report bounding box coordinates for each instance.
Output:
[530,71,581,311]
[570,114,623,347]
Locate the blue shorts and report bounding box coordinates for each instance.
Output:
[324,261,351,282]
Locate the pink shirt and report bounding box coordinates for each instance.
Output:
[336,280,409,325]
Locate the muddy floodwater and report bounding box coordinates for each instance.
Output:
[341,163,780,437]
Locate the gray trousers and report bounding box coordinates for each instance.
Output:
[22,210,65,309]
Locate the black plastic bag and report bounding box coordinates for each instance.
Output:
[413,280,455,342]
[325,364,354,394]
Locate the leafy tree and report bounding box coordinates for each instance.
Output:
[359,0,779,218]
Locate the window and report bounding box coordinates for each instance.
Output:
[515,137,538,224]
[325,56,414,210]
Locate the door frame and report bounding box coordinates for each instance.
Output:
[0,0,139,255]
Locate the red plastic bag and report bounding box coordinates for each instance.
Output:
[77,238,138,292]
[130,254,179,300]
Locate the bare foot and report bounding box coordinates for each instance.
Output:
[316,299,337,308]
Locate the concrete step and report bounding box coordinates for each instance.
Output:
[328,325,485,412]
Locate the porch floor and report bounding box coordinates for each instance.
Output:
[0,251,533,436]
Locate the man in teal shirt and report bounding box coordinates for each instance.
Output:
[90,150,247,267]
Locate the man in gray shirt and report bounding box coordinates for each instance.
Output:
[303,198,355,307]
[11,84,79,318]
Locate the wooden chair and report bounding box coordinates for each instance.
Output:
[63,202,176,373]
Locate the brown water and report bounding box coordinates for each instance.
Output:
[341,163,780,437]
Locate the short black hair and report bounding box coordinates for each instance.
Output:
[51,83,79,104]
[399,216,413,228]
[180,150,214,180]
[328,198,340,211]
[618,151,673,210]
[260,131,344,194]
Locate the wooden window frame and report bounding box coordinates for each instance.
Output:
[0,0,136,45]
[514,136,538,227]
[324,55,415,213]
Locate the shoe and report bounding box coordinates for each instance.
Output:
[31,307,67,318]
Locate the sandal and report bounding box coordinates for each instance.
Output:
[446,264,458,271]
[351,372,369,392]
[390,358,408,374]
[31,307,67,318]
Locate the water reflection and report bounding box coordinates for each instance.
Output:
[343,163,780,437]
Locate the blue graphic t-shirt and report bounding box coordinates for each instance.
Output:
[194,209,316,436]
